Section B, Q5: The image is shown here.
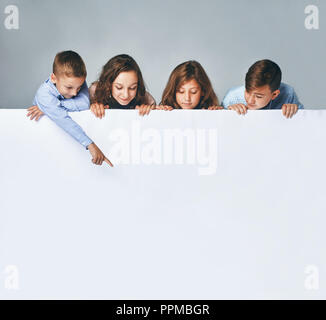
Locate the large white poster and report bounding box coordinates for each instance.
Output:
[0,110,325,299]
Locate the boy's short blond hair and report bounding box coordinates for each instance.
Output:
[53,50,87,78]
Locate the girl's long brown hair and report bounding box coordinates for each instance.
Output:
[161,60,219,108]
[93,54,147,105]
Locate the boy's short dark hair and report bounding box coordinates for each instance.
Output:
[53,50,87,78]
[245,59,282,92]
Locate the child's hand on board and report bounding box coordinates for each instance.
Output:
[207,106,224,110]
[90,103,109,119]
[155,105,173,111]
[136,104,155,116]
[228,103,248,115]
[87,142,113,167]
[27,105,44,121]
[282,104,298,118]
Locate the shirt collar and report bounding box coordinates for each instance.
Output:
[45,77,65,100]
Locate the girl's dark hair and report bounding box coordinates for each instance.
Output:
[161,60,219,108]
[94,54,146,105]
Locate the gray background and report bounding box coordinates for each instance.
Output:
[0,0,325,109]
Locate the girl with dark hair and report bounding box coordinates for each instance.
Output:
[90,54,156,117]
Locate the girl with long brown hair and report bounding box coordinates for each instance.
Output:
[159,60,222,110]
[90,54,156,117]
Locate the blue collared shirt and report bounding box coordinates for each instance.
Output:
[221,82,304,110]
[33,77,93,148]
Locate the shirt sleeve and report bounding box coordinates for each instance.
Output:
[289,89,304,109]
[60,81,90,111]
[34,91,93,149]
[221,89,234,109]
[222,87,247,109]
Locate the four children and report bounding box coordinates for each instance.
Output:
[27,52,304,167]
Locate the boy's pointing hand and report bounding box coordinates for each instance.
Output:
[87,142,113,167]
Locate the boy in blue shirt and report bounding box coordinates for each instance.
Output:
[27,51,113,166]
[222,59,304,118]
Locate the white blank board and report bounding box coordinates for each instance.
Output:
[0,109,325,299]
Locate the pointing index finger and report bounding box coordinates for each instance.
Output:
[104,157,114,167]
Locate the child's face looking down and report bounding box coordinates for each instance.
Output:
[112,71,138,106]
[176,79,202,109]
[51,74,85,99]
[244,85,280,109]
